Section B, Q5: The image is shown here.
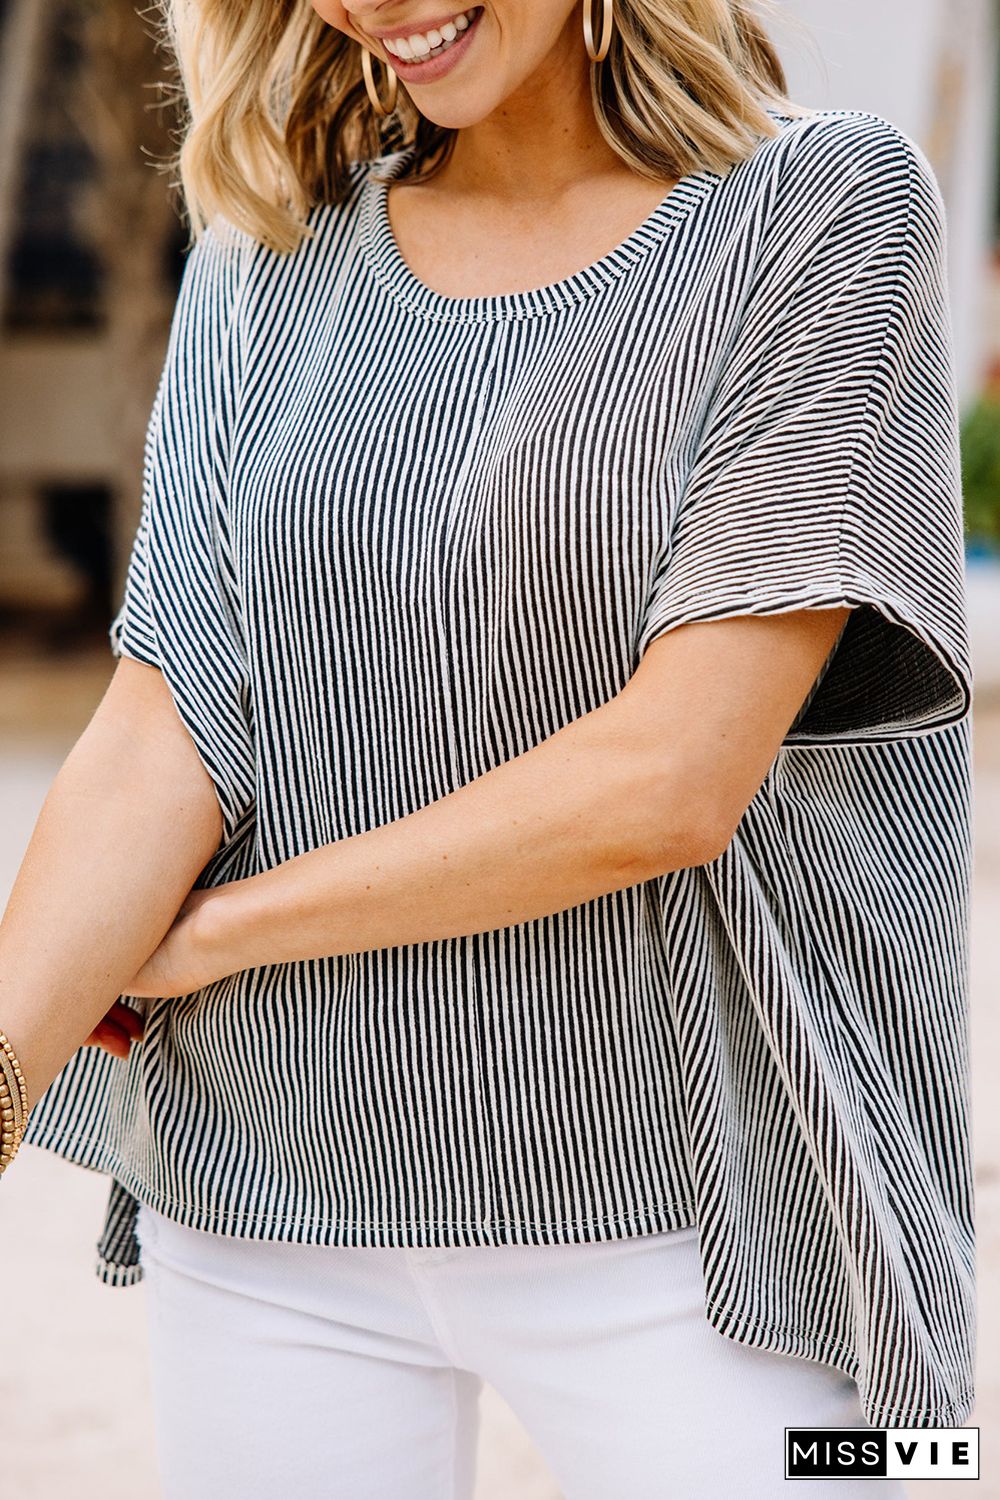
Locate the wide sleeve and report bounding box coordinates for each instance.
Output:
[635,112,973,745]
[108,379,167,667]
[106,216,259,849]
[107,217,249,671]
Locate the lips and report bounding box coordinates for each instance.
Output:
[366,7,479,42]
[373,6,484,78]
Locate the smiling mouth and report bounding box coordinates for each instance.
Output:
[376,7,484,64]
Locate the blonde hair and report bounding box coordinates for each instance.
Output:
[160,0,813,254]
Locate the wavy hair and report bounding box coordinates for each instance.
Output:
[158,0,813,253]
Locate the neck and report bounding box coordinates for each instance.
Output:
[428,31,623,204]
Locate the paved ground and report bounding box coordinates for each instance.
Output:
[1,644,997,1498]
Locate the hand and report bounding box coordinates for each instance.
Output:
[123,886,231,999]
[84,1000,146,1061]
[83,888,231,1060]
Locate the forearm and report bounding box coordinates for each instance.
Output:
[0,689,223,1109]
[207,688,723,972]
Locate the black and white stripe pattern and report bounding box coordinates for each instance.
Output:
[22,107,976,1428]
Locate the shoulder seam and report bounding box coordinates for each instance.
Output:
[837,142,915,575]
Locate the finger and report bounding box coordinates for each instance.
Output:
[85,1020,132,1059]
[106,1002,145,1040]
[84,1019,129,1045]
[84,1016,131,1044]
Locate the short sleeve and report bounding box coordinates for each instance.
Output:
[108,379,166,667]
[107,216,249,672]
[104,216,258,848]
[636,112,973,745]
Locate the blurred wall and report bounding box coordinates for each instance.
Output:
[772,0,1000,407]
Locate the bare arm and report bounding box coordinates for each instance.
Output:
[146,606,851,992]
[0,657,223,1110]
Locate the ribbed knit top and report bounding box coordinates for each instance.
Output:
[23,106,976,1429]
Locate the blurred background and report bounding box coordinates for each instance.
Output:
[1,1,998,1496]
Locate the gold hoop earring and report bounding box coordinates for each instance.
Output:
[582,0,614,62]
[361,46,398,115]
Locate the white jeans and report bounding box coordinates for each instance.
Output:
[134,1202,906,1500]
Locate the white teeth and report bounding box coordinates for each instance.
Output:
[384,8,477,61]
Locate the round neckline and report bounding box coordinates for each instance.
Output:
[357,144,726,324]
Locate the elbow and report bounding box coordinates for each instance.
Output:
[592,717,744,884]
[691,813,737,867]
[617,778,739,881]
[650,809,736,874]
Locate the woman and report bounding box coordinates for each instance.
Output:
[1,0,975,1494]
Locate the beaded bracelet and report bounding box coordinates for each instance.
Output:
[0,1028,30,1175]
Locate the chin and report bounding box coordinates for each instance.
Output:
[403,89,501,132]
[411,109,496,131]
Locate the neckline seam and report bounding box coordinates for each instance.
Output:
[356,148,722,324]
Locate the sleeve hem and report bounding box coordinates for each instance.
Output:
[635,583,973,746]
[109,640,161,670]
[108,619,161,670]
[635,580,849,662]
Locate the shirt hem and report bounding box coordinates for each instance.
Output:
[22,1126,698,1259]
[26,1131,974,1429]
[704,1297,975,1429]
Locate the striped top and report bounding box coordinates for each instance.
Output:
[22,106,976,1429]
